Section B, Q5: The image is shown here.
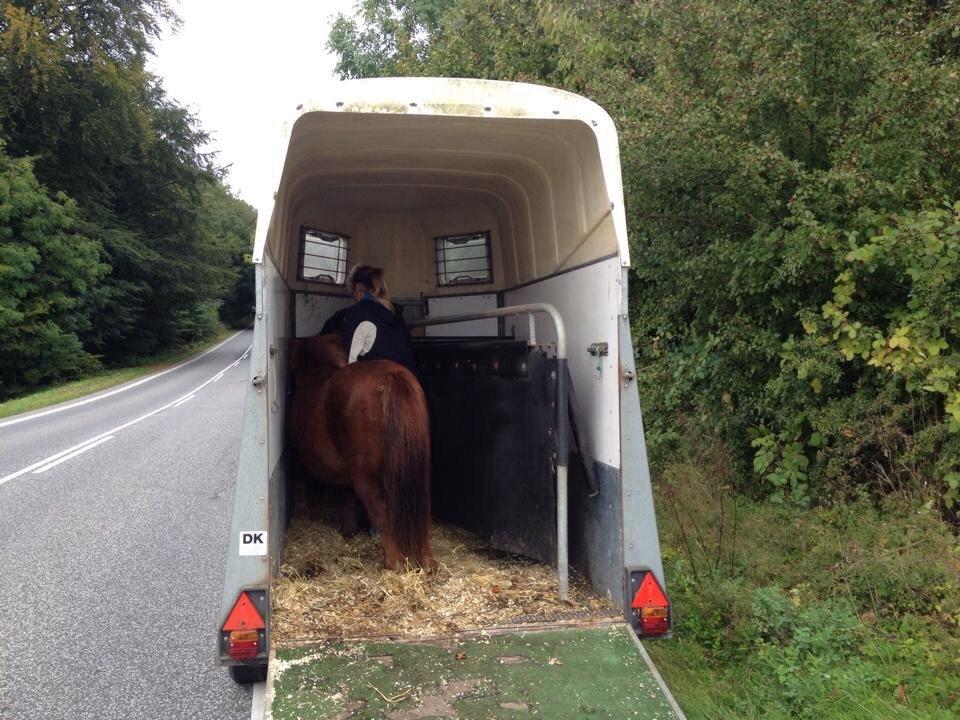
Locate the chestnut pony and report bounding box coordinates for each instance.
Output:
[287,334,432,571]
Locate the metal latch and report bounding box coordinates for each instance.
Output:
[587,342,608,379]
[251,374,265,389]
[623,368,635,383]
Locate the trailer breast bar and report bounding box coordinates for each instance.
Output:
[409,302,570,600]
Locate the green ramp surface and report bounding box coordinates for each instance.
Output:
[270,625,679,719]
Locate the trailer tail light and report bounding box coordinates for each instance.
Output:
[222,590,266,661]
[639,605,670,636]
[227,630,260,660]
[627,569,671,637]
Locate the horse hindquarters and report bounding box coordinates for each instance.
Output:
[380,370,433,571]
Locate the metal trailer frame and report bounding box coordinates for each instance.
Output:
[217,78,668,676]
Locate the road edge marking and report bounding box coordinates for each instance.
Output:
[0,331,245,429]
[0,345,251,486]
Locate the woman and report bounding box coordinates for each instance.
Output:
[321,265,417,374]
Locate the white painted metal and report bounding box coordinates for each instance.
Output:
[252,77,631,280]
[505,257,622,468]
[295,294,351,336]
[411,303,567,357]
[263,255,290,474]
[425,294,498,336]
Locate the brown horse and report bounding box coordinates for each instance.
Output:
[287,334,432,571]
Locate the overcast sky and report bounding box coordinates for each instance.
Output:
[148,0,359,205]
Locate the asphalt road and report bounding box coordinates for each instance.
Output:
[0,329,257,720]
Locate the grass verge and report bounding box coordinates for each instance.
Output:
[649,439,960,719]
[0,327,238,420]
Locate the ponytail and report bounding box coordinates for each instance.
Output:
[349,265,394,312]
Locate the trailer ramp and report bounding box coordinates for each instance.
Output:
[267,624,682,719]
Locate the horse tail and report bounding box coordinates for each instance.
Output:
[381,368,431,564]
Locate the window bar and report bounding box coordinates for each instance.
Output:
[298,234,306,281]
[300,228,350,285]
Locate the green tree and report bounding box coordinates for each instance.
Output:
[329,0,456,78]
[197,181,257,330]
[0,147,105,398]
[0,0,253,369]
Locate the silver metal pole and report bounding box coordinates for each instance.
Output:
[409,303,566,357]
[409,303,569,600]
[556,466,569,599]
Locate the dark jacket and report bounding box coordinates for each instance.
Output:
[325,298,417,375]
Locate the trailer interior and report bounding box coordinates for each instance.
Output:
[268,105,628,592]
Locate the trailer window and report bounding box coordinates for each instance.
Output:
[434,231,492,286]
[299,228,349,284]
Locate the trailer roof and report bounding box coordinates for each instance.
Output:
[253,78,630,280]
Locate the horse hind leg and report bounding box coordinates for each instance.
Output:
[338,491,369,538]
[352,471,405,571]
[417,541,434,573]
[287,447,321,518]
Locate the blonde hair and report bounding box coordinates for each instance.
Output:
[348,265,394,311]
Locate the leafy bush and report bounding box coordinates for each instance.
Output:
[749,588,865,716]
[653,440,960,718]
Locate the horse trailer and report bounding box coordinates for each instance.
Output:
[217,78,672,696]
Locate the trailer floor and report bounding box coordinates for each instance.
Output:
[268,625,680,720]
[274,515,618,642]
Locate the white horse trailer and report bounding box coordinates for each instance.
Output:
[217,77,670,683]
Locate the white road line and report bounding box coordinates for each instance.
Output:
[173,394,195,408]
[0,331,245,429]
[0,345,252,486]
[32,436,114,474]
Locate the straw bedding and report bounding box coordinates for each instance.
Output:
[272,517,617,643]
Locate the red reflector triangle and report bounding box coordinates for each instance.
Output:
[631,573,669,610]
[223,592,265,631]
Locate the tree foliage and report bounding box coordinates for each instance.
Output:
[329,0,960,507]
[0,147,105,394]
[0,0,255,398]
